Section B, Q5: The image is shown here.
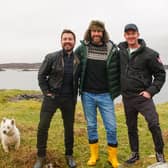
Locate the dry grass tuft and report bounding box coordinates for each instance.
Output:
[11,149,66,168]
[75,112,85,124]
[163,130,168,143]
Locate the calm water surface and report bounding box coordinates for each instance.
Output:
[0,69,167,104]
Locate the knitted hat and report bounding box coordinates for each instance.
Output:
[88,20,105,31]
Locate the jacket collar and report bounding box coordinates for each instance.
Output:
[118,39,146,52]
[80,40,116,55]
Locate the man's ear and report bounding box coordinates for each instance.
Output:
[137,32,140,37]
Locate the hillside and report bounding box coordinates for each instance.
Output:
[0,63,41,70]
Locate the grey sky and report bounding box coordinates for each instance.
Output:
[0,0,168,63]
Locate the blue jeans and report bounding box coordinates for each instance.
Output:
[81,92,117,146]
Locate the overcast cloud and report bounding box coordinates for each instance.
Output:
[0,0,168,63]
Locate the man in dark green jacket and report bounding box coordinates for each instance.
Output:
[75,20,120,168]
[118,23,166,164]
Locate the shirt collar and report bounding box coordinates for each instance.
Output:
[63,49,74,58]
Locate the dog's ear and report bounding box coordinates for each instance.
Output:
[2,117,7,123]
[11,119,15,125]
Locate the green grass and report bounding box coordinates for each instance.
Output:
[0,89,167,168]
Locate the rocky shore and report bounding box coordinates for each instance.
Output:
[9,93,43,102]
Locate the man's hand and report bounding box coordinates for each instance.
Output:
[46,93,55,99]
[46,93,53,97]
[139,91,151,99]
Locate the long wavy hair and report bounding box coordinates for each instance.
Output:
[83,20,110,43]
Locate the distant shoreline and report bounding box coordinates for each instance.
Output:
[0,63,41,71]
[0,63,168,71]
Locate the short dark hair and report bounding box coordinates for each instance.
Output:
[61,29,76,41]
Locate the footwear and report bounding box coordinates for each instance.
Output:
[156,152,166,162]
[125,152,139,164]
[107,146,119,168]
[33,156,45,168]
[87,143,99,166]
[65,155,77,168]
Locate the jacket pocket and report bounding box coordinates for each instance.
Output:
[127,70,145,89]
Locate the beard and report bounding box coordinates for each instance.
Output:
[91,35,103,45]
[62,43,74,52]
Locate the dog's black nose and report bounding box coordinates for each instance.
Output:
[3,130,6,134]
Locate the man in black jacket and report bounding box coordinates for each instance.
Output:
[33,29,80,168]
[118,24,166,164]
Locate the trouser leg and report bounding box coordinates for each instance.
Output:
[60,97,76,155]
[97,93,117,146]
[123,97,139,152]
[137,96,164,153]
[37,97,57,157]
[81,92,98,143]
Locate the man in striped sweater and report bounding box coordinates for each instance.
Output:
[75,20,120,168]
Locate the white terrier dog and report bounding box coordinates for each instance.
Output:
[0,118,20,152]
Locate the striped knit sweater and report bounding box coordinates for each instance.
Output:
[83,43,109,93]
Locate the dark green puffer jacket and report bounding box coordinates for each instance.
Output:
[75,40,120,100]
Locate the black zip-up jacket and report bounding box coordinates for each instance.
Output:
[118,39,166,97]
[38,50,80,98]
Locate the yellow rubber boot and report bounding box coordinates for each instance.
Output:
[107,146,119,168]
[87,143,99,166]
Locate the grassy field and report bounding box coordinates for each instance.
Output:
[0,89,167,168]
